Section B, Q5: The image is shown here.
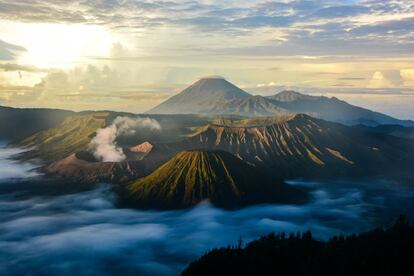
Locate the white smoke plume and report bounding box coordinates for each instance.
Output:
[88,116,161,162]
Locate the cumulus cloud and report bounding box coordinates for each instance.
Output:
[35,65,121,93]
[0,62,174,112]
[367,71,394,88]
[400,69,414,87]
[88,116,161,162]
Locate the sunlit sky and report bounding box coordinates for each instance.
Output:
[0,0,413,118]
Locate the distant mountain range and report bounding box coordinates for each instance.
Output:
[355,124,414,139]
[147,77,414,127]
[0,106,74,141]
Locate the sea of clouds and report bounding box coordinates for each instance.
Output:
[0,146,413,275]
[0,145,40,180]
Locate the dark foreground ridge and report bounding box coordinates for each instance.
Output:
[183,216,414,276]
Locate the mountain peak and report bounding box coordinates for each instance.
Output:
[147,77,251,114]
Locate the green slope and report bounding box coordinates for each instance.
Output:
[15,112,109,162]
[125,150,307,209]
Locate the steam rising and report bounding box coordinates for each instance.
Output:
[88,116,161,162]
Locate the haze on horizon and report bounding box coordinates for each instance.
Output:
[0,0,413,119]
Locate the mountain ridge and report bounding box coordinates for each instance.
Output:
[147,78,414,126]
[144,113,414,179]
[266,91,414,126]
[46,151,149,184]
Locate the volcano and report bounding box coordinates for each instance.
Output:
[125,150,307,209]
[147,76,251,115]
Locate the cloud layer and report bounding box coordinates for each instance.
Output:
[0,144,39,180]
[0,146,414,274]
[0,179,413,274]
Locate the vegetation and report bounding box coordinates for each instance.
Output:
[125,150,307,209]
[183,215,414,276]
[15,112,109,162]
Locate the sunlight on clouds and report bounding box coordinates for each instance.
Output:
[0,70,46,86]
[0,22,118,68]
[400,69,414,87]
[0,0,413,117]
[368,71,393,88]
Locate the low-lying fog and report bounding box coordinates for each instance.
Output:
[0,146,413,275]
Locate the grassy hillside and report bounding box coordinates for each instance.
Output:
[125,150,307,209]
[15,112,109,162]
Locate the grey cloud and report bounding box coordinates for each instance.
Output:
[311,5,370,18]
[232,15,295,28]
[338,77,366,80]
[331,83,355,87]
[0,63,45,72]
[351,16,414,36]
[257,1,319,14]
[0,0,412,59]
[309,72,341,76]
[0,40,26,61]
[0,1,86,23]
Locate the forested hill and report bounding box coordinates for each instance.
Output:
[183,216,414,276]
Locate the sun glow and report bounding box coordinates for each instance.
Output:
[0,21,117,68]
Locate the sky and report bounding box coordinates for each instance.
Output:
[0,0,413,118]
